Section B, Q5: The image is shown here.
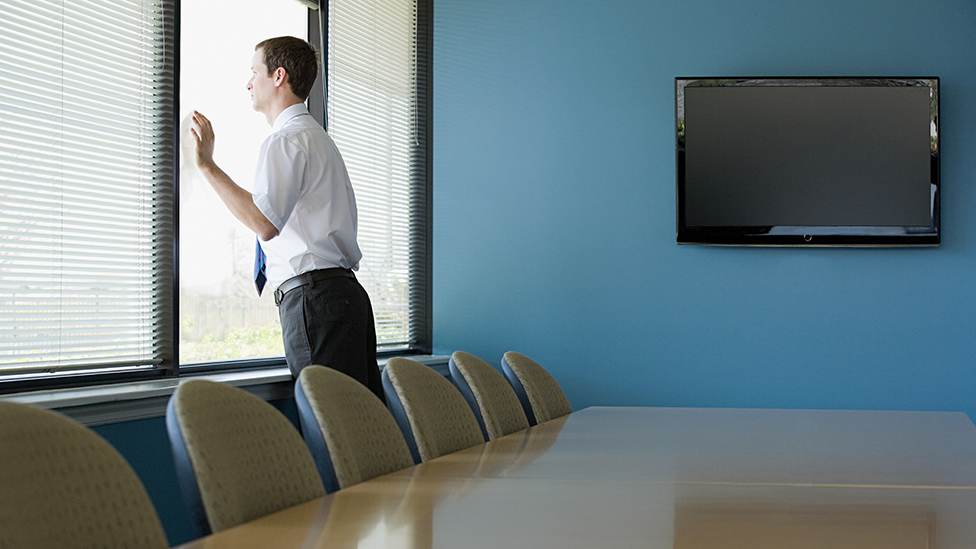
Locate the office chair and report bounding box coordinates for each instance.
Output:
[501,351,573,425]
[0,401,168,549]
[449,351,529,440]
[295,365,414,493]
[382,357,485,463]
[166,379,324,538]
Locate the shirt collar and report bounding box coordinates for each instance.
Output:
[272,103,310,132]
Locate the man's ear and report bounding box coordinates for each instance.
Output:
[273,67,288,88]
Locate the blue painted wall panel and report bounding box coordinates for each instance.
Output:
[433,0,976,418]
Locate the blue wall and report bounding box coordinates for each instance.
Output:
[432,1,976,417]
[93,417,192,546]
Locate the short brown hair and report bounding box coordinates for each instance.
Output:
[255,36,318,100]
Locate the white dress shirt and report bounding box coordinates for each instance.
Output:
[251,103,362,289]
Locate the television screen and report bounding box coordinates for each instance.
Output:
[675,77,939,246]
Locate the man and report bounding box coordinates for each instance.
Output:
[189,36,384,402]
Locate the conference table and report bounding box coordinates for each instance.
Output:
[175,406,976,548]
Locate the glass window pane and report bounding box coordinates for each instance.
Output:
[178,0,306,364]
[0,0,174,377]
[329,0,423,351]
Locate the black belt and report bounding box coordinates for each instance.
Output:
[274,268,355,306]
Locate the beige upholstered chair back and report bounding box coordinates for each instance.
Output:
[167,379,325,535]
[296,365,414,490]
[450,351,529,440]
[383,357,485,462]
[0,401,168,549]
[502,351,573,423]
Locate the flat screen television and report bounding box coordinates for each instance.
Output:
[675,77,940,246]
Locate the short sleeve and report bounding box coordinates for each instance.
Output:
[252,132,308,232]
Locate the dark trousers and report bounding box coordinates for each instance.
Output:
[278,274,385,403]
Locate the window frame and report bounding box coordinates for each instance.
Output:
[0,0,433,395]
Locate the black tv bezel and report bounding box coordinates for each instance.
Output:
[675,76,940,247]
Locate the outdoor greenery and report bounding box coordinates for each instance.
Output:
[180,318,284,362]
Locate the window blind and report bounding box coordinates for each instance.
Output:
[0,0,175,375]
[327,0,430,351]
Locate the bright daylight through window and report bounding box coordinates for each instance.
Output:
[0,0,174,378]
[178,0,305,363]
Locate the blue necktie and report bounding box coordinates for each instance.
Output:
[254,238,267,296]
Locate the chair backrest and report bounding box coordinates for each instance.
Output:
[382,357,486,463]
[295,365,414,493]
[0,401,168,549]
[166,379,325,538]
[501,351,573,425]
[449,351,529,440]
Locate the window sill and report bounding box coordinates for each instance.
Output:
[0,355,450,427]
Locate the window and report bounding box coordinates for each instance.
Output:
[0,0,430,388]
[0,0,176,379]
[178,0,306,364]
[326,0,432,353]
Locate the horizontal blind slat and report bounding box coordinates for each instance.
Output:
[0,0,174,373]
[329,0,420,349]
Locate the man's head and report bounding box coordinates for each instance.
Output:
[254,36,318,100]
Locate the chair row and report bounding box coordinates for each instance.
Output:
[0,351,570,547]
